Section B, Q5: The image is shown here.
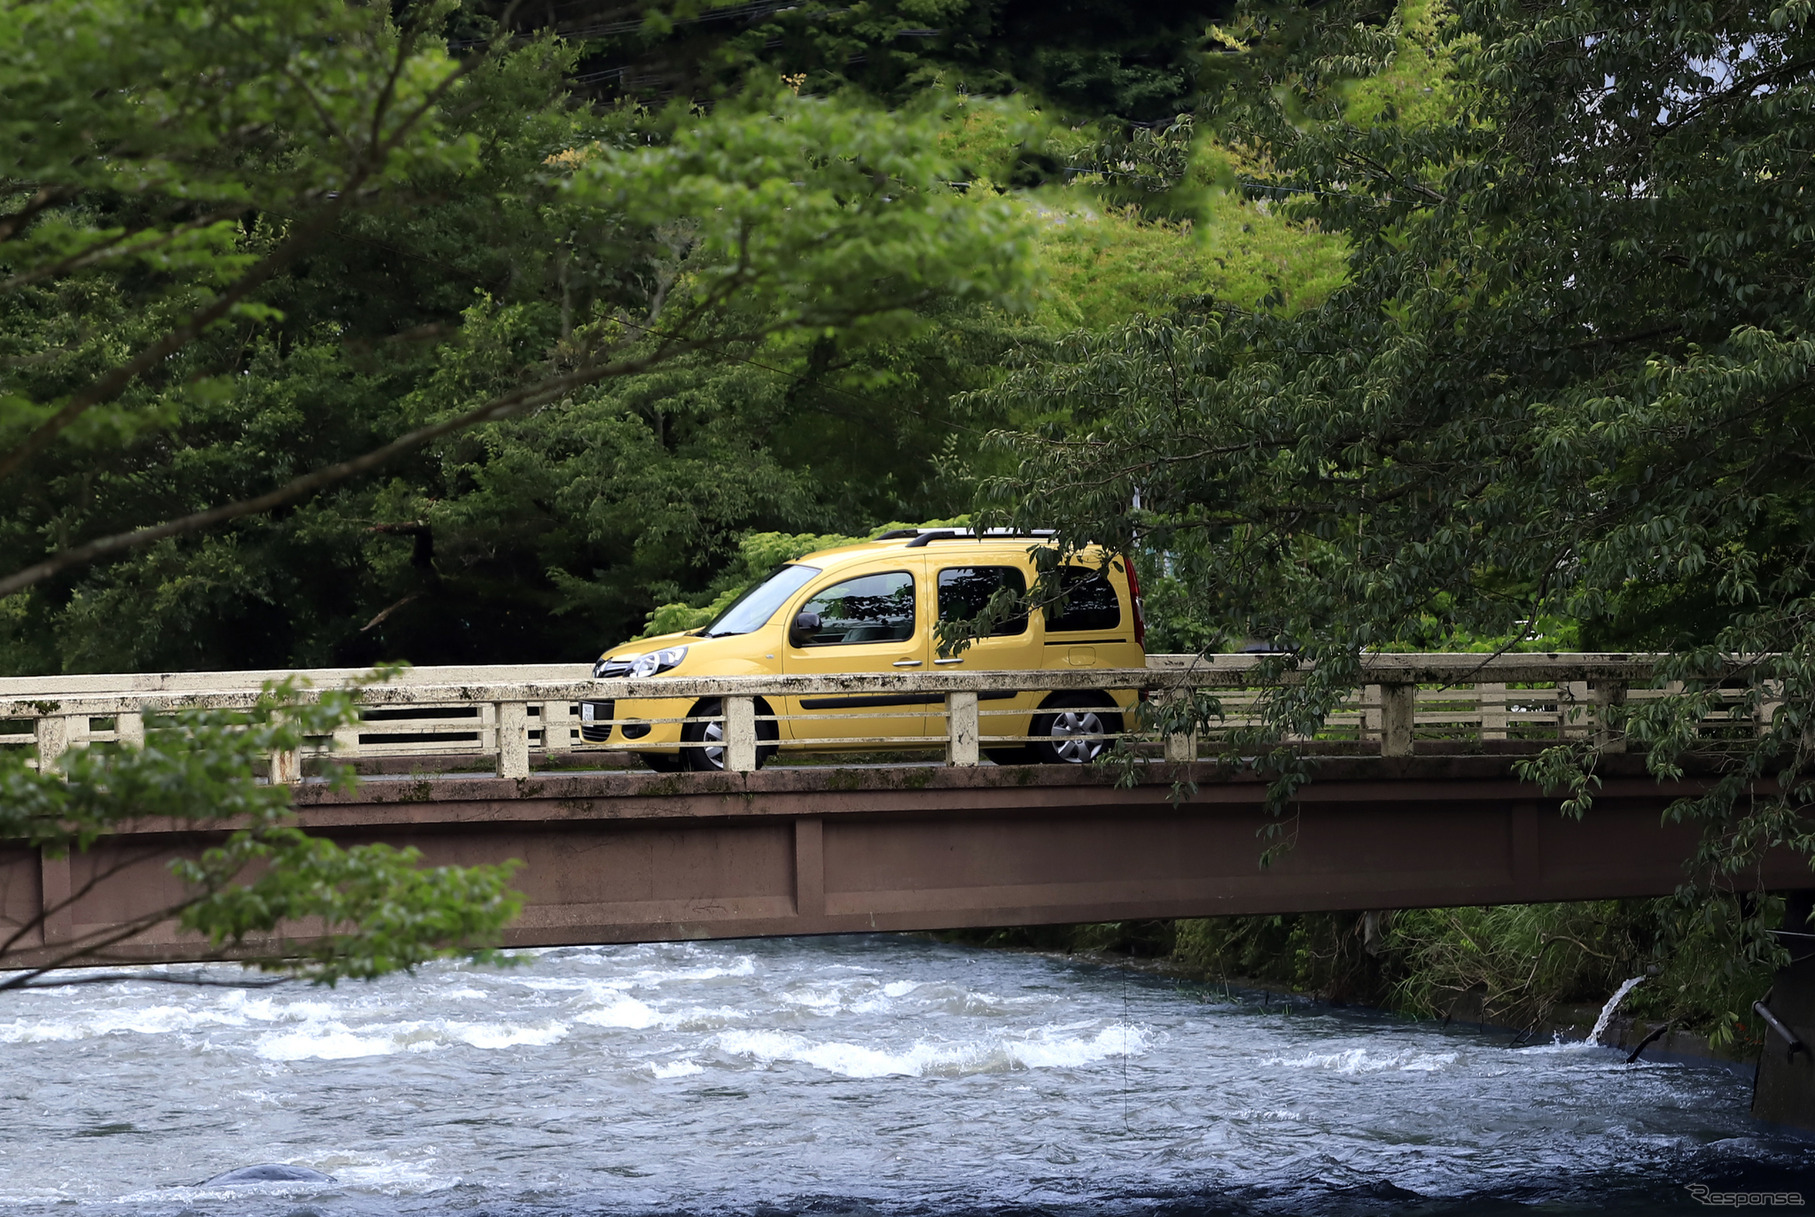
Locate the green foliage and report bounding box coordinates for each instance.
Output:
[1,2,1051,983]
[953,894,1790,1041]
[0,674,521,987]
[1,1,1040,670]
[1167,895,1784,1042]
[1173,912,1393,1004]
[1337,0,1468,129]
[1026,192,1347,330]
[978,0,1815,894]
[598,0,1225,125]
[1386,903,1640,1029]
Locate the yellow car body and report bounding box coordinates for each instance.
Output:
[578,530,1146,769]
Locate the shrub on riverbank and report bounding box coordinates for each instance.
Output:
[956,896,1787,1044]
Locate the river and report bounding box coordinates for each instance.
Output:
[2,935,1810,1215]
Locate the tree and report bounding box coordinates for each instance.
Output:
[0,0,1033,981]
[0,0,1033,603]
[980,0,1815,890]
[1,676,522,990]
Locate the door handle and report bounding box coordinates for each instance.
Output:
[933,657,964,665]
[892,659,923,668]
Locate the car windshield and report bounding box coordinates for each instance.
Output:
[702,564,822,637]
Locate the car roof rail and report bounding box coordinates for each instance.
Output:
[900,527,1058,548]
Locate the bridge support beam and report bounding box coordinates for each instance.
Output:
[5,754,1805,975]
[794,817,824,918]
[39,848,72,946]
[1754,890,1815,1130]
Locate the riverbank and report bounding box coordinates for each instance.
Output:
[937,906,1774,1072]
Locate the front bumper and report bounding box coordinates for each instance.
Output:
[575,695,688,751]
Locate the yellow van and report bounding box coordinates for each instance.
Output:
[578,528,1146,770]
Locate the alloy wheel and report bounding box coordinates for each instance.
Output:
[1048,710,1106,763]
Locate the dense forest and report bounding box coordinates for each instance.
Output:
[0,0,1341,673]
[5,0,1814,1036]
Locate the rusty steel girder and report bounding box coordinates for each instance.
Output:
[2,754,1804,970]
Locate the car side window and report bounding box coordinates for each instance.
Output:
[937,566,1028,636]
[1044,568,1122,633]
[797,571,916,645]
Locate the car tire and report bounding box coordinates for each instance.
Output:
[638,752,683,773]
[1029,693,1122,765]
[985,746,1037,766]
[680,698,779,771]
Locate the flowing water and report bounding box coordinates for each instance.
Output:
[1,935,1810,1216]
[1587,976,1647,1047]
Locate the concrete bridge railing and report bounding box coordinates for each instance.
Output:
[0,653,1767,779]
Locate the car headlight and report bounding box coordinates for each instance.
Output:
[628,646,688,677]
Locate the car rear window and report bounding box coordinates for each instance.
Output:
[1044,568,1122,633]
[937,566,1029,636]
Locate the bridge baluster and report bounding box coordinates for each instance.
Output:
[496,701,531,779]
[946,691,979,767]
[1379,683,1415,757]
[724,696,758,772]
[332,717,361,764]
[34,713,69,774]
[1758,679,1783,737]
[269,746,301,785]
[1479,683,1508,741]
[1162,686,1197,764]
[1590,680,1627,753]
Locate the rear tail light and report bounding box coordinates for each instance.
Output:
[1123,556,1146,650]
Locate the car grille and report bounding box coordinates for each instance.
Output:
[592,659,632,678]
[579,699,615,743]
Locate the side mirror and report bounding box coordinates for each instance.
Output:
[789,610,822,647]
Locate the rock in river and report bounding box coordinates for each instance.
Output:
[197,1164,335,1186]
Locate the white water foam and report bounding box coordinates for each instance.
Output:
[575,996,660,1029]
[0,1002,258,1043]
[713,1023,1147,1079]
[256,1017,569,1060]
[451,1020,568,1049]
[648,1059,705,1078]
[626,957,758,986]
[257,1025,409,1061]
[1267,1047,1459,1074]
[660,1005,750,1030]
[5,940,1797,1215]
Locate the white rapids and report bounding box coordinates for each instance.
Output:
[0,936,1808,1216]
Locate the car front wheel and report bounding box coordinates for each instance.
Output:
[680,698,779,771]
